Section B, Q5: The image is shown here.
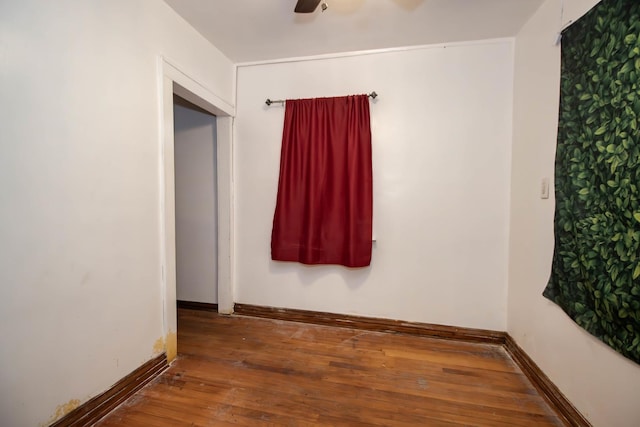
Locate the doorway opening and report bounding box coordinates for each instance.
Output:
[173,95,218,311]
[159,57,234,362]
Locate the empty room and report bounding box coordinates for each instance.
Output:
[1,0,639,426]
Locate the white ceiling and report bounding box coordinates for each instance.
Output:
[164,0,545,63]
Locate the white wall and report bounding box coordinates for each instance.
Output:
[174,102,218,304]
[509,0,640,426]
[0,1,233,426]
[235,40,514,330]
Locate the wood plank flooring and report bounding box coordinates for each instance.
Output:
[96,309,564,426]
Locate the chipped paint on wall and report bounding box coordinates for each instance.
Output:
[153,332,176,361]
[166,331,177,361]
[42,398,81,425]
[152,336,165,354]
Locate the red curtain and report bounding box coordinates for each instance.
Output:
[271,95,373,267]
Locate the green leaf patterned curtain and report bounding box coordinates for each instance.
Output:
[544,0,640,364]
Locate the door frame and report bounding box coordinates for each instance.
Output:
[158,56,235,361]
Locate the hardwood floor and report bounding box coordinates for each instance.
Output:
[96,309,564,426]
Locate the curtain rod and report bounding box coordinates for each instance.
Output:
[265,91,378,106]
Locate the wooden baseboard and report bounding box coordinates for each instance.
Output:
[234,303,591,426]
[233,303,506,344]
[504,335,591,427]
[177,300,219,312]
[50,353,168,427]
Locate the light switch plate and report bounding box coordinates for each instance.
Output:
[541,177,550,199]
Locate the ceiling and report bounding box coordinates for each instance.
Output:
[164,0,545,63]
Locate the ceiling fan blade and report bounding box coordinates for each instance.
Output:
[294,0,322,13]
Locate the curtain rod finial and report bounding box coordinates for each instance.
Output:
[265,99,273,106]
[369,91,378,99]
